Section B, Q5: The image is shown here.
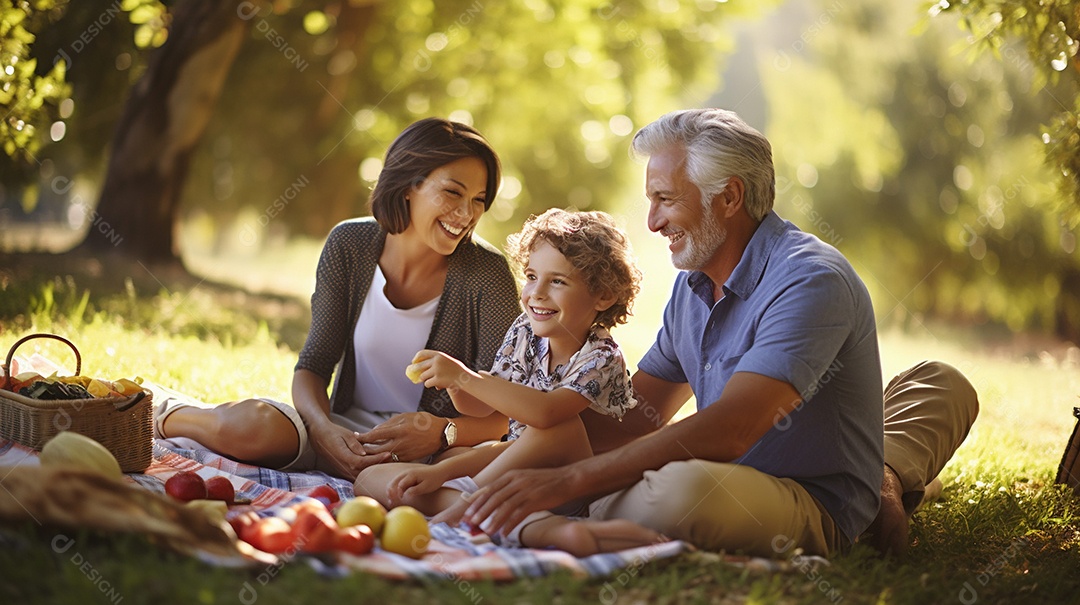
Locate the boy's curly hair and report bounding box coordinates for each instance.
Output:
[506,208,642,329]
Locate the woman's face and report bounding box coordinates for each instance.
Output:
[404,156,489,256]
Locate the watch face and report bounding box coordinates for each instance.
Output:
[445,422,457,446]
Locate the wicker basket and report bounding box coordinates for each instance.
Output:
[1,333,153,473]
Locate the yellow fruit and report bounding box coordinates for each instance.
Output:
[184,499,229,525]
[404,363,423,384]
[336,496,387,534]
[39,431,122,478]
[380,505,430,559]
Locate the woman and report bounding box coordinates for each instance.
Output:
[154,118,521,480]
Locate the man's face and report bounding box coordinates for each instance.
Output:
[645,145,726,272]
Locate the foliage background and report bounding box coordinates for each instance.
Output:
[1,0,1079,343]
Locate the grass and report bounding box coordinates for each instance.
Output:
[1,249,1079,604]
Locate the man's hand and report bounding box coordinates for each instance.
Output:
[308,422,392,479]
[463,467,580,537]
[358,411,445,462]
[430,491,473,527]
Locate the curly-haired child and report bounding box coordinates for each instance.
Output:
[355,208,665,555]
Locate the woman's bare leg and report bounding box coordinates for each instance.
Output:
[160,399,300,468]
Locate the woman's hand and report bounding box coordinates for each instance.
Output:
[388,464,447,505]
[308,421,392,479]
[358,412,445,462]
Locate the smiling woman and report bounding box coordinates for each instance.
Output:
[152,118,521,480]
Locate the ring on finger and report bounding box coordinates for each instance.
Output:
[391,452,400,462]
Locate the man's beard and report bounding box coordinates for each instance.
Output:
[672,205,727,271]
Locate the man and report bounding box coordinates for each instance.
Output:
[461,109,978,556]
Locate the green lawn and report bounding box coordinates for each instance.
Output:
[1,254,1079,604]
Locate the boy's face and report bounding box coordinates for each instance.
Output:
[521,240,612,357]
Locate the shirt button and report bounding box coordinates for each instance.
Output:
[704,363,712,371]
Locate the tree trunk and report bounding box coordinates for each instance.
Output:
[1056,267,1080,344]
[85,0,248,262]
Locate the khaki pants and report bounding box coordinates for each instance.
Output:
[588,361,979,556]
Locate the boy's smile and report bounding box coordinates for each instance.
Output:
[521,240,612,367]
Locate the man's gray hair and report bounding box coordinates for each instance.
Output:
[631,109,775,221]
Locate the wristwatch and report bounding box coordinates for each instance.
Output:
[441,420,458,450]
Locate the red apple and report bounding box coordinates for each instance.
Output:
[164,471,207,502]
[243,517,294,554]
[308,484,340,506]
[291,501,339,553]
[227,510,259,537]
[205,476,236,503]
[334,525,375,556]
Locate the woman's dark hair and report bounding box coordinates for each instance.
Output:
[370,118,501,235]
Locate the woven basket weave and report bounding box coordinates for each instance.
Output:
[1,334,153,473]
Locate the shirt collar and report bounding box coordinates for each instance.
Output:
[686,210,787,303]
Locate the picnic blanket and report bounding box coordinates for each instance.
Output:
[1,353,823,581]
[0,438,698,580]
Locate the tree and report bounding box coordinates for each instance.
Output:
[0,0,69,206]
[7,0,768,262]
[178,0,762,254]
[937,0,1080,226]
[83,0,247,260]
[760,0,1080,340]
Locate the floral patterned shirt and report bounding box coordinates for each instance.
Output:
[489,314,638,440]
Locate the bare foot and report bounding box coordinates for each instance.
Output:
[521,516,667,557]
[864,465,909,558]
[922,477,943,505]
[430,492,472,526]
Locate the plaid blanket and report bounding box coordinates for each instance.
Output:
[0,437,692,579]
[1,353,812,581]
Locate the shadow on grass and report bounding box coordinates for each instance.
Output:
[0,250,311,352]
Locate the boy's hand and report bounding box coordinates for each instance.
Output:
[408,350,477,394]
[388,465,446,504]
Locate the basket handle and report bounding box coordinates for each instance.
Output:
[2,333,82,390]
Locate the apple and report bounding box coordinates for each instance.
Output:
[164,471,207,502]
[380,505,430,559]
[227,510,260,537]
[308,484,340,509]
[291,501,339,553]
[335,496,387,535]
[335,525,375,556]
[205,476,236,503]
[243,517,294,554]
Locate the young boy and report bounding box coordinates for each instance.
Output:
[355,208,664,556]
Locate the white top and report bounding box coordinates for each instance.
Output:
[353,265,440,415]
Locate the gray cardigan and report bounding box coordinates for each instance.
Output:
[295,218,520,418]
